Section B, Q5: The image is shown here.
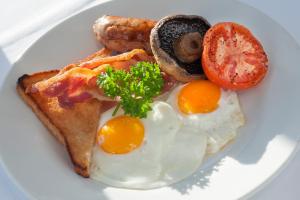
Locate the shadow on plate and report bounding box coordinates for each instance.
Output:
[170,158,224,194]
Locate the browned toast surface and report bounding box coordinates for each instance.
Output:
[17,70,102,177]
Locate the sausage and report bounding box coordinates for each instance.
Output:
[93,15,156,53]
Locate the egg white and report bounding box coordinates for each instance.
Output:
[167,84,245,154]
[90,101,208,189]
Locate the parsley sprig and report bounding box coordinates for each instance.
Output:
[96,62,164,118]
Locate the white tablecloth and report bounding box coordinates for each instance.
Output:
[0,0,299,199]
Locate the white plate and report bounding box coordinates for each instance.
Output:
[0,0,300,199]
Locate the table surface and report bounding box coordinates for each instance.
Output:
[0,0,299,199]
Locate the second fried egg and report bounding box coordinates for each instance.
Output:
[167,80,245,154]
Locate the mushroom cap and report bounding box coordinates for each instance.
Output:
[150,15,210,82]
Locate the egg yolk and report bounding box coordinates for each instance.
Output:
[178,80,221,114]
[97,115,144,154]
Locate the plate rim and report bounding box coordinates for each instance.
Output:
[0,0,300,199]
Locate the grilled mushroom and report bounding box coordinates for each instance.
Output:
[150,15,210,82]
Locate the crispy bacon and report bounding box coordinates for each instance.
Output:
[58,48,113,74]
[79,49,154,69]
[29,49,162,108]
[57,91,92,108]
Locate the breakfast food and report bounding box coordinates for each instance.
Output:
[150,15,210,82]
[17,13,269,188]
[30,49,155,108]
[167,80,245,154]
[91,101,207,189]
[202,22,268,90]
[93,15,156,53]
[17,70,102,177]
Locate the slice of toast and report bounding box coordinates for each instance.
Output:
[17,70,102,177]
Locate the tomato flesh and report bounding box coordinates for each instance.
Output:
[202,22,268,90]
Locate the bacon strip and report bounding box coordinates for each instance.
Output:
[58,48,113,74]
[79,49,154,69]
[29,49,158,108]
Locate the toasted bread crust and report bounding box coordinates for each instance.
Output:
[17,70,102,177]
[17,71,66,145]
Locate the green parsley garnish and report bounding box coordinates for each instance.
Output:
[96,61,164,118]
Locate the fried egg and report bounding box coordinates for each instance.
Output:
[90,101,207,189]
[167,80,245,154]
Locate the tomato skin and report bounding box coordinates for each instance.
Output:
[202,22,268,90]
